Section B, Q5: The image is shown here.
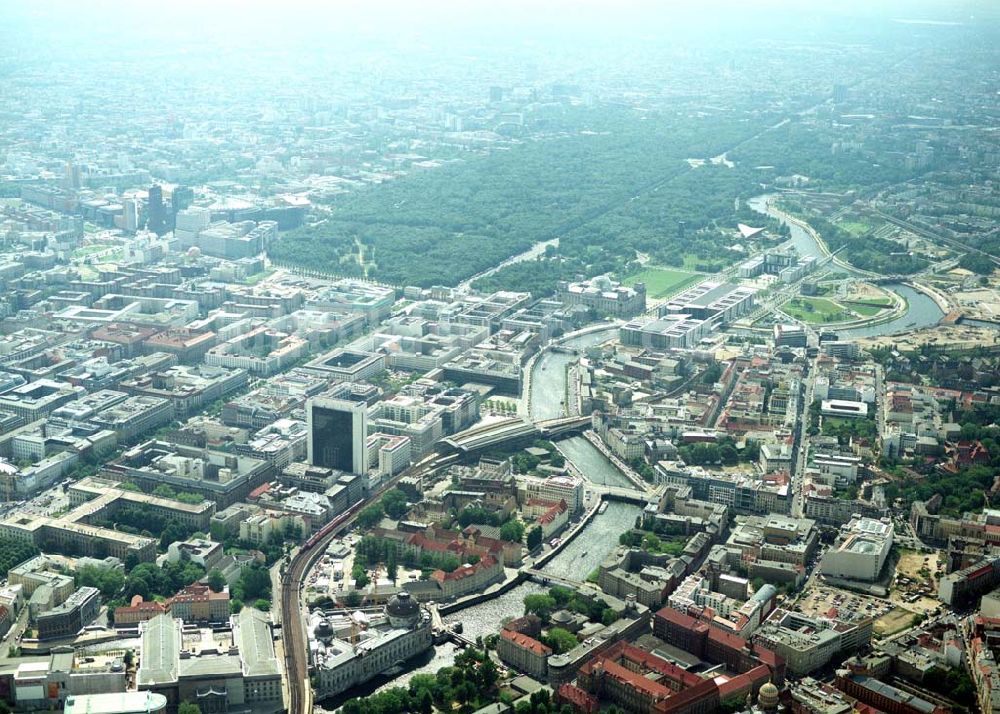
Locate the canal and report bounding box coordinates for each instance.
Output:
[838,283,943,338]
[442,500,642,640]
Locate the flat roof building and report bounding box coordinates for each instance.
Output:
[821,516,894,582]
[64,692,168,714]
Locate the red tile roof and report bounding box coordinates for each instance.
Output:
[168,583,229,604]
[432,554,499,582]
[501,628,551,656]
[557,684,600,714]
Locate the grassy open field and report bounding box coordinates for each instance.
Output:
[783,296,853,323]
[73,244,117,257]
[839,220,872,236]
[623,267,700,298]
[680,253,731,272]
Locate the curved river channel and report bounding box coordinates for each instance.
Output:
[320,207,945,705]
[747,195,944,337]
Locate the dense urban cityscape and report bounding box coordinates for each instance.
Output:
[0,2,998,714]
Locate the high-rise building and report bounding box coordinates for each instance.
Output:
[147,185,167,236]
[171,185,194,216]
[307,397,368,474]
[63,162,81,191]
[123,197,141,233]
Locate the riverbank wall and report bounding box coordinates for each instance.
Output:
[905,280,952,316]
[581,430,650,492]
[439,493,609,616]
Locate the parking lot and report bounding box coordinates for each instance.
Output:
[1,483,74,520]
[798,585,893,623]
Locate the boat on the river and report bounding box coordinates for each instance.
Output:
[598,501,609,514]
[579,550,588,558]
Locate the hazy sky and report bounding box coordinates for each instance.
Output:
[2,0,992,57]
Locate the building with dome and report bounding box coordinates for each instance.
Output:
[385,591,420,629]
[557,275,646,317]
[309,593,432,700]
[757,680,780,713]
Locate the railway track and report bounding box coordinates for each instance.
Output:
[280,452,458,714]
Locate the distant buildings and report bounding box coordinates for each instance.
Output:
[36,586,100,641]
[498,616,550,679]
[518,474,584,514]
[773,324,807,348]
[835,669,948,714]
[102,440,271,508]
[661,281,757,325]
[137,610,282,712]
[655,463,791,517]
[653,606,785,683]
[310,593,432,700]
[938,556,1000,607]
[576,641,722,714]
[753,609,872,676]
[174,208,276,259]
[205,325,308,376]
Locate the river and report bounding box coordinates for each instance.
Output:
[556,435,634,489]
[529,328,617,421]
[441,501,642,640]
[747,194,944,336]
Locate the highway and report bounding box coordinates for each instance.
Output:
[279,451,458,714]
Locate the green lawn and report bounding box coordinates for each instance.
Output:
[850,303,887,317]
[681,253,730,272]
[73,244,116,257]
[241,269,276,286]
[623,267,701,298]
[783,297,854,324]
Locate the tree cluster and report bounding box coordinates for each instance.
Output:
[524,586,618,627]
[274,105,770,291]
[338,648,499,714]
[124,560,205,602]
[75,564,125,600]
[0,537,39,575]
